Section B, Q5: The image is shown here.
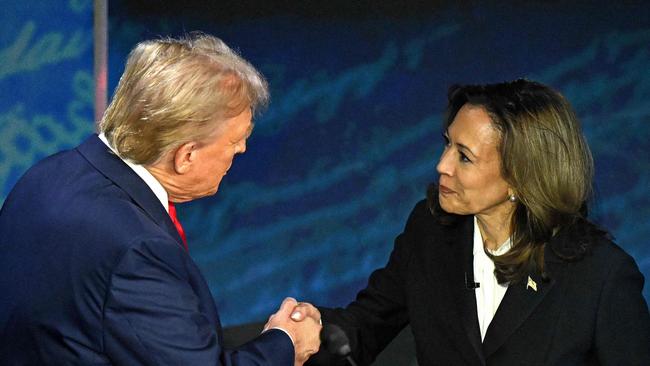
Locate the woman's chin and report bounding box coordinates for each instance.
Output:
[438,196,465,215]
[438,194,452,211]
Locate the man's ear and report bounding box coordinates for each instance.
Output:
[173,141,198,174]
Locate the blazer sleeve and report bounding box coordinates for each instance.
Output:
[593,249,650,365]
[309,200,427,366]
[102,236,294,366]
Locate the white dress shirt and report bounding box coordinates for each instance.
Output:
[98,133,169,213]
[473,216,511,341]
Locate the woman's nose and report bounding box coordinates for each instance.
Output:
[436,148,453,176]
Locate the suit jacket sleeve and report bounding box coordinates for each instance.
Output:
[593,249,650,365]
[309,201,427,366]
[102,236,294,366]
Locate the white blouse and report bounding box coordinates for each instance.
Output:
[472,216,511,341]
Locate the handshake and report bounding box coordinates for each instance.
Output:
[263,297,323,366]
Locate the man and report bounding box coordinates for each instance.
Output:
[0,33,321,365]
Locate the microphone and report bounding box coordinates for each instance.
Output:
[320,323,358,366]
[465,272,480,289]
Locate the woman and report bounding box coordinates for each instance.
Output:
[309,79,650,365]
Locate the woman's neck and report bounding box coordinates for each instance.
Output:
[476,209,513,251]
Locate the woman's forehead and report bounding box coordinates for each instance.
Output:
[449,105,501,155]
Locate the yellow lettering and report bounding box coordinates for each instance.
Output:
[0,22,91,81]
[0,22,36,79]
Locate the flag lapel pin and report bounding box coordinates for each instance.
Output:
[526,276,538,292]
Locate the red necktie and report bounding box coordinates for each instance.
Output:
[168,201,188,251]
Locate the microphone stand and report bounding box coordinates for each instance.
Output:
[321,324,359,366]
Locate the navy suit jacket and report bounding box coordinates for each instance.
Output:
[0,135,293,365]
[308,199,650,365]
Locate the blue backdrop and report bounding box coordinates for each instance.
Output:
[1,1,649,326]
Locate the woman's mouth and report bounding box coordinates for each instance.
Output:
[439,184,455,194]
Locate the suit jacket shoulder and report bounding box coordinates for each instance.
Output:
[0,135,294,366]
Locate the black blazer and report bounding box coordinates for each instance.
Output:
[309,199,650,365]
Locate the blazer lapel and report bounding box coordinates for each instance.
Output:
[453,218,485,364]
[482,244,565,358]
[429,216,485,365]
[76,134,184,247]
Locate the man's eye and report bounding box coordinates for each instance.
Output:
[459,152,471,163]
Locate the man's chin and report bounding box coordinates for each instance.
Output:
[204,186,220,197]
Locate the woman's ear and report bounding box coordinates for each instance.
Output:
[507,188,517,202]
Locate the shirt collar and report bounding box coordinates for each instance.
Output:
[98,133,169,213]
[473,216,512,257]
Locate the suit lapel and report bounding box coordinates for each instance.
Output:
[427,216,485,365]
[76,134,185,248]
[452,218,485,364]
[482,244,565,358]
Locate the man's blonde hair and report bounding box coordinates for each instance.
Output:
[98,33,269,165]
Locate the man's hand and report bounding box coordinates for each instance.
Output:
[264,298,321,366]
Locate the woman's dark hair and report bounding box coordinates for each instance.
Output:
[428,79,594,283]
